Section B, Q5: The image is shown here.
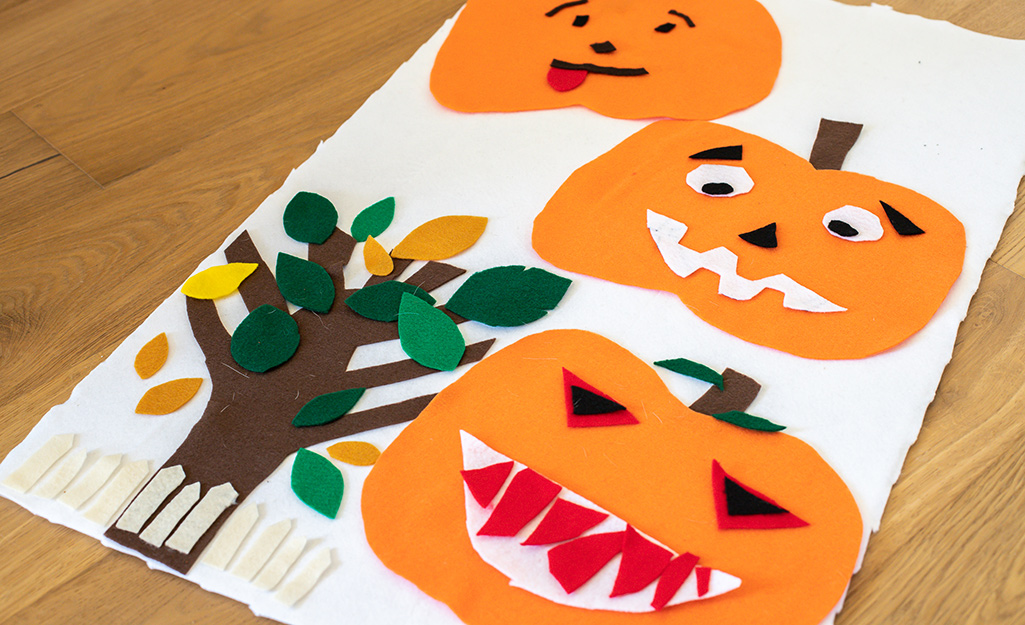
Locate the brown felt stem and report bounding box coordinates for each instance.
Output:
[689,369,761,416]
[224,230,287,311]
[404,261,466,292]
[808,119,863,171]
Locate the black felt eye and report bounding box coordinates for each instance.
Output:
[686,164,754,198]
[655,22,676,33]
[573,14,589,27]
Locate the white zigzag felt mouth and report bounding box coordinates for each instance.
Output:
[646,210,846,313]
[460,431,742,613]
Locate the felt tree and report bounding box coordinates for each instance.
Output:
[103,194,564,573]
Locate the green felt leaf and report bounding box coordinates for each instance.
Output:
[291,449,344,519]
[712,411,786,432]
[654,358,724,390]
[230,304,300,373]
[398,292,465,371]
[444,265,572,327]
[345,280,436,322]
[351,197,395,242]
[275,252,335,313]
[283,191,338,244]
[292,388,366,427]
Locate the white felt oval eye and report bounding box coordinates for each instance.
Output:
[822,205,884,242]
[685,165,754,198]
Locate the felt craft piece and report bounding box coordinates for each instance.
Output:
[650,553,700,611]
[165,482,238,554]
[254,533,308,591]
[283,191,338,245]
[115,465,186,533]
[430,0,781,120]
[230,304,301,373]
[351,197,396,242]
[276,547,332,607]
[58,453,122,510]
[390,215,488,261]
[201,503,259,570]
[689,369,761,416]
[2,434,75,493]
[808,119,863,171]
[610,525,674,597]
[232,519,293,581]
[326,441,382,466]
[363,236,395,276]
[364,330,862,625]
[180,263,259,300]
[653,358,723,390]
[713,410,786,433]
[139,482,201,547]
[344,280,437,322]
[291,388,367,427]
[521,497,609,546]
[275,252,336,313]
[882,200,926,236]
[83,459,150,525]
[460,461,514,507]
[134,378,203,415]
[533,120,968,359]
[695,567,711,597]
[563,369,638,427]
[476,467,562,536]
[134,333,168,379]
[547,531,626,593]
[397,292,466,371]
[444,265,572,327]
[290,449,344,519]
[34,447,87,499]
[712,460,808,530]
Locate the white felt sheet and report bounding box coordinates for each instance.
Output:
[3,2,1025,625]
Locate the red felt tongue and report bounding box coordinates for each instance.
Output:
[547,66,588,92]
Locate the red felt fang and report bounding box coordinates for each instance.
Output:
[547,66,588,91]
[712,460,809,530]
[651,552,700,610]
[563,369,639,428]
[477,468,561,536]
[461,461,514,508]
[696,566,711,597]
[522,498,609,546]
[610,525,674,597]
[547,531,626,593]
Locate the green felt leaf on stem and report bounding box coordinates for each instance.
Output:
[445,265,572,327]
[230,305,300,373]
[283,192,338,244]
[398,293,465,371]
[712,411,786,432]
[351,197,395,242]
[654,358,724,390]
[345,280,436,322]
[292,388,366,427]
[275,252,335,313]
[291,449,344,519]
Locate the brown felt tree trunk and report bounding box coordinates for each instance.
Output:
[105,228,494,573]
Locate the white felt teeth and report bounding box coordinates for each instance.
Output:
[646,210,846,313]
[460,431,741,613]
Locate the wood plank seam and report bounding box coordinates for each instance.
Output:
[11,111,104,190]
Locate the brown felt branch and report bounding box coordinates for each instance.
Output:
[342,338,496,389]
[297,393,436,448]
[808,119,863,171]
[185,296,232,368]
[224,230,287,312]
[309,228,356,295]
[404,261,466,293]
[365,258,414,287]
[689,369,761,416]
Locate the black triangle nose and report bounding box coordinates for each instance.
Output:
[590,41,616,54]
[739,223,777,248]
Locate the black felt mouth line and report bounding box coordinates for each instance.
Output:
[550,59,649,76]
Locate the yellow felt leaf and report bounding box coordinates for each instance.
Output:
[135,333,168,379]
[136,378,203,415]
[181,263,259,299]
[364,236,394,276]
[327,441,381,466]
[390,216,488,260]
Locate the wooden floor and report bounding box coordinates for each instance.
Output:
[1,0,1024,623]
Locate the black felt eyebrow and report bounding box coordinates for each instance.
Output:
[689,145,743,161]
[546,0,588,17]
[668,10,696,28]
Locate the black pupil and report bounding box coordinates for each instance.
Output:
[702,182,734,196]
[655,22,676,33]
[828,220,859,237]
[573,14,589,27]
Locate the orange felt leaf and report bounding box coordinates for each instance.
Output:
[135,378,203,415]
[134,333,169,379]
[181,263,258,299]
[364,236,395,276]
[391,216,487,260]
[327,441,381,466]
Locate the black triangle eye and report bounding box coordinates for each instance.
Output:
[724,476,788,516]
[573,14,589,27]
[571,385,625,415]
[712,461,808,530]
[881,201,925,236]
[563,369,638,427]
[655,22,676,33]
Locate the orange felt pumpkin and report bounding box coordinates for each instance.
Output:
[532,121,967,359]
[363,330,862,625]
[430,0,781,120]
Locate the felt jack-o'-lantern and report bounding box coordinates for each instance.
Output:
[430,0,781,120]
[363,330,862,625]
[532,121,967,359]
